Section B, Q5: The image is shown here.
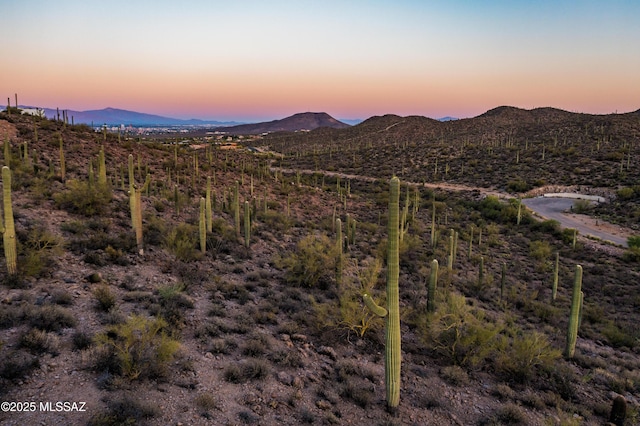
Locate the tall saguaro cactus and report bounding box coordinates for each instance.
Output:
[199,197,206,253]
[1,166,17,275]
[363,176,401,411]
[335,218,343,286]
[205,176,213,232]
[244,200,251,248]
[565,264,583,358]
[98,146,107,186]
[59,135,66,182]
[427,259,438,313]
[552,251,559,303]
[128,155,150,254]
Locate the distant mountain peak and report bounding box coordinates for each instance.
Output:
[215,112,350,134]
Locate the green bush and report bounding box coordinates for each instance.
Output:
[424,293,503,369]
[94,315,181,380]
[312,257,384,338]
[495,330,560,383]
[54,180,112,216]
[93,285,117,312]
[19,225,62,278]
[628,236,640,249]
[164,223,200,262]
[506,179,530,193]
[277,234,337,288]
[617,187,635,200]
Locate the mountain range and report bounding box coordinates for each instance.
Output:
[37,107,240,127]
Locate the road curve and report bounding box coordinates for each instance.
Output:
[271,167,629,247]
[522,197,628,247]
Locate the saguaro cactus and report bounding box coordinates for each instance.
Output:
[1,166,17,275]
[3,135,9,166]
[128,155,150,254]
[206,176,213,232]
[98,146,107,186]
[363,176,401,411]
[609,395,627,426]
[244,200,251,248]
[565,264,583,358]
[335,218,343,286]
[427,259,438,313]
[59,135,66,182]
[552,251,559,303]
[234,181,240,238]
[199,197,206,254]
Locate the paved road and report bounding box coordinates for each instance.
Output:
[522,197,628,247]
[271,167,629,247]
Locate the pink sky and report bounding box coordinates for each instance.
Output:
[2,1,639,121]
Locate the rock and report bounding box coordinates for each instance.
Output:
[316,400,332,410]
[317,346,338,361]
[292,377,304,389]
[291,333,307,342]
[277,371,293,386]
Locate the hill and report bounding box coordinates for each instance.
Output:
[215,112,350,134]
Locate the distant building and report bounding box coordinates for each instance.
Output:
[18,107,46,118]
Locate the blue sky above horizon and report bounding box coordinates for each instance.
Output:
[1,0,639,122]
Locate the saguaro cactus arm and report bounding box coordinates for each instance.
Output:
[363,293,388,317]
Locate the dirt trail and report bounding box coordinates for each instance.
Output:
[273,167,634,248]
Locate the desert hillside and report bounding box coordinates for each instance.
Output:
[0,108,639,426]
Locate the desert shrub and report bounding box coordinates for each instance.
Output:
[54,179,112,216]
[340,381,374,408]
[482,403,526,425]
[616,186,636,200]
[312,257,384,338]
[223,359,270,383]
[60,220,86,235]
[531,219,561,236]
[72,330,94,351]
[155,284,193,330]
[94,315,181,380]
[93,285,117,312]
[529,240,552,271]
[0,349,39,381]
[51,290,73,305]
[627,236,640,249]
[29,305,76,331]
[277,233,337,288]
[423,293,503,369]
[18,225,62,278]
[88,395,160,426]
[440,365,469,386]
[572,199,592,213]
[506,179,530,193]
[19,328,60,355]
[495,330,560,383]
[143,215,166,247]
[602,321,638,349]
[164,223,200,262]
[256,209,292,233]
[194,392,222,414]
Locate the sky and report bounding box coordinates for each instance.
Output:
[1,0,639,122]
